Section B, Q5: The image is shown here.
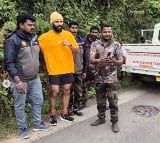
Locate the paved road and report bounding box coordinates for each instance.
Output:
[33,84,160,143]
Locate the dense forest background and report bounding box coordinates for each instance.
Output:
[0,0,160,44]
[0,0,160,137]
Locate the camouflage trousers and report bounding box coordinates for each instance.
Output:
[69,73,82,109]
[82,71,95,105]
[95,82,118,123]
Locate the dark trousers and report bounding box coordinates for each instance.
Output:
[95,82,118,123]
[69,73,82,109]
[82,71,95,104]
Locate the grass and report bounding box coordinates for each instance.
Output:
[119,75,143,91]
[0,118,17,138]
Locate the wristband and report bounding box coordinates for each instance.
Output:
[16,81,22,86]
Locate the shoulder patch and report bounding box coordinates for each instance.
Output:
[21,41,27,47]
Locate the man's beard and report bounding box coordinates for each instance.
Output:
[52,25,63,33]
[90,35,97,41]
[102,36,111,42]
[21,28,35,35]
[101,36,113,47]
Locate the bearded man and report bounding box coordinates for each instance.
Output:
[38,12,79,125]
[90,24,124,133]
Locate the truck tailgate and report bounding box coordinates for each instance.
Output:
[122,44,160,76]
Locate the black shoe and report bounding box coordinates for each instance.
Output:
[90,119,106,126]
[68,109,74,116]
[50,115,57,126]
[112,122,120,133]
[73,109,83,116]
[60,114,74,123]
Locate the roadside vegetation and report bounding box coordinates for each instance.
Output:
[0,0,160,139]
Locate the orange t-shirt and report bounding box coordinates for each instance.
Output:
[38,30,78,75]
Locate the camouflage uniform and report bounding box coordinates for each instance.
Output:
[82,35,97,106]
[69,35,85,110]
[90,39,123,123]
[69,73,83,109]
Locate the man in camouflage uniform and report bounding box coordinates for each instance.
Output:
[90,24,123,133]
[68,21,85,116]
[82,26,100,108]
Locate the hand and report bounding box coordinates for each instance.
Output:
[16,82,26,94]
[99,57,112,63]
[61,39,71,47]
[78,42,84,47]
[82,72,87,79]
[104,57,113,63]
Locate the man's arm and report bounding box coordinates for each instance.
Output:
[68,44,79,53]
[4,39,21,83]
[112,42,124,66]
[112,55,124,66]
[61,39,79,53]
[90,51,100,65]
[82,44,87,72]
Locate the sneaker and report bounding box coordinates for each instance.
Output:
[112,122,120,133]
[33,122,52,131]
[90,118,106,126]
[19,128,30,139]
[50,115,57,126]
[60,114,74,123]
[73,109,83,116]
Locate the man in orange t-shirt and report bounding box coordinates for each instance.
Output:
[38,12,79,125]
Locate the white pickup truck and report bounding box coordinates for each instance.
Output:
[122,23,160,82]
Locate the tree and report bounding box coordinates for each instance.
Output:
[0,0,17,27]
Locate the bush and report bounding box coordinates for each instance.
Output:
[87,87,96,99]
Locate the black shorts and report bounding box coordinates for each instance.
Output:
[49,73,74,85]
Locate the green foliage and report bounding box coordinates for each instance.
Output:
[0,85,14,118]
[0,68,14,119]
[143,0,160,18]
[0,45,3,59]
[0,0,17,27]
[0,21,16,44]
[36,19,51,35]
[0,0,17,44]
[42,100,50,114]
[87,87,96,99]
[2,21,16,32]
[0,118,17,138]
[118,74,142,90]
[0,0,159,42]
[0,54,15,138]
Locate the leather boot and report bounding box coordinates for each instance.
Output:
[112,122,120,133]
[90,118,106,126]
